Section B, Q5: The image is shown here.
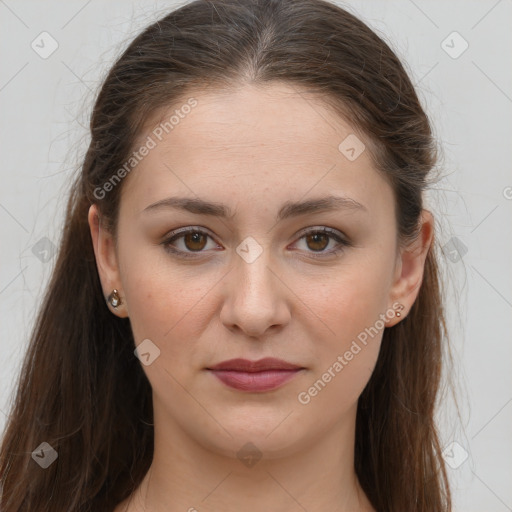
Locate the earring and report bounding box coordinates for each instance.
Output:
[395,303,404,318]
[107,289,122,308]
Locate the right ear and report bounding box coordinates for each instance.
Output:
[88,204,129,318]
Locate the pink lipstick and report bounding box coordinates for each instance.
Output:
[206,357,304,392]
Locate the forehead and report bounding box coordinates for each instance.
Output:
[140,82,357,155]
[121,82,392,218]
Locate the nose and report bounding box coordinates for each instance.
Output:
[219,247,291,339]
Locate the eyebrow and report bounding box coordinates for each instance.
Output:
[142,194,367,221]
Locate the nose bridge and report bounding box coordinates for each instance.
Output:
[220,235,290,336]
[234,236,278,305]
[237,245,274,298]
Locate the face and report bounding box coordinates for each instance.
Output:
[89,82,431,461]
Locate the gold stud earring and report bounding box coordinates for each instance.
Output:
[107,289,122,308]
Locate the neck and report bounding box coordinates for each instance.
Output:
[127,401,374,512]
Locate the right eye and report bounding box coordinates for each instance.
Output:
[161,227,222,258]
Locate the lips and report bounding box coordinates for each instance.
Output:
[206,358,304,392]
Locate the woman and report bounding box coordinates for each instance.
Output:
[0,0,452,510]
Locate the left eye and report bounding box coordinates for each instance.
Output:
[161,226,349,259]
[292,227,348,256]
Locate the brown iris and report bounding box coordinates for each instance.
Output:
[305,233,329,251]
[184,232,208,251]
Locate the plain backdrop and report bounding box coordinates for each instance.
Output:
[1,0,511,510]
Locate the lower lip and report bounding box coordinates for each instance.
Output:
[207,369,302,392]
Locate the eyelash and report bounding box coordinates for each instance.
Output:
[161,226,351,260]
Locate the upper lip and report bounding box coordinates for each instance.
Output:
[207,358,303,372]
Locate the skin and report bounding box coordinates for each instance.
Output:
[88,82,433,512]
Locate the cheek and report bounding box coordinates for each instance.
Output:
[119,247,224,364]
[318,316,383,409]
[297,342,381,419]
[298,257,391,339]
[296,279,385,415]
[295,257,392,404]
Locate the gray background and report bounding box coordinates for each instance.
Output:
[1,0,511,510]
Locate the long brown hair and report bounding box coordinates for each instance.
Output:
[0,0,453,510]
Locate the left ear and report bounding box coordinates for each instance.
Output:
[386,209,434,326]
